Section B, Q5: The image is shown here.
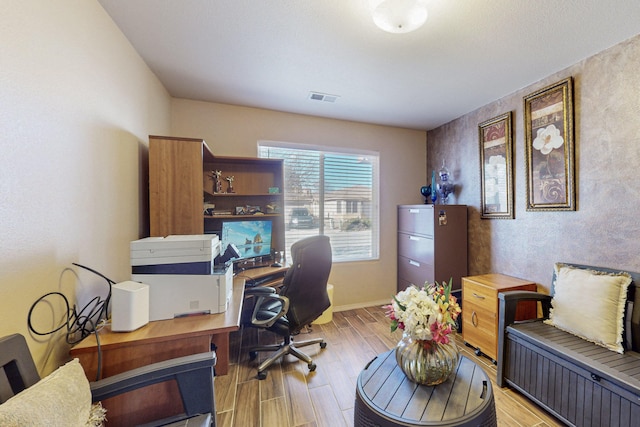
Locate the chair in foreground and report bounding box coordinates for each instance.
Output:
[0,333,215,426]
[246,235,332,380]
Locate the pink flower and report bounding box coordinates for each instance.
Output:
[430,322,453,345]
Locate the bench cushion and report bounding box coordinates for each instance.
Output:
[545,263,631,353]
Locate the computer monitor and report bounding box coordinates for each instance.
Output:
[220,219,272,262]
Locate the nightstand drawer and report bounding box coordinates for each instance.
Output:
[462,281,496,313]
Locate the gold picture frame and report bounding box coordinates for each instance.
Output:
[524,77,575,211]
[479,112,514,219]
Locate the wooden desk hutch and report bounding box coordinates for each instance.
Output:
[149,135,285,249]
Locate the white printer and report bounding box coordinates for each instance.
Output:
[130,235,233,321]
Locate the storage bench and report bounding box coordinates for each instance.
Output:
[496,263,640,427]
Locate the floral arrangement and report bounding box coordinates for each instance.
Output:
[385,279,461,346]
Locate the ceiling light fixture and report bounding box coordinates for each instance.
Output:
[371,0,428,34]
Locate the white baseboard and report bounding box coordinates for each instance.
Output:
[333,299,390,312]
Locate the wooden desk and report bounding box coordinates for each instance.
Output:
[69,278,244,426]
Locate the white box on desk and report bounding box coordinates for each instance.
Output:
[130,234,220,274]
[132,264,232,321]
[111,281,149,332]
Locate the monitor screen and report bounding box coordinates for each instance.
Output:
[221,219,272,261]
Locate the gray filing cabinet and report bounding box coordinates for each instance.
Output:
[397,204,468,292]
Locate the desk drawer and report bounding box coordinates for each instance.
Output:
[397,232,433,262]
[462,281,496,313]
[463,303,497,360]
[398,255,433,287]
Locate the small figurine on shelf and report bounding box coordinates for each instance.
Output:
[266,201,280,213]
[225,175,235,193]
[437,160,455,204]
[210,170,223,194]
[203,202,216,216]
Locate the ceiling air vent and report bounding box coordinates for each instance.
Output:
[309,92,340,103]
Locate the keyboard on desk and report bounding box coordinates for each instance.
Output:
[243,270,287,287]
[246,276,271,287]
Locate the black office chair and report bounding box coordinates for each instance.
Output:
[246,235,332,380]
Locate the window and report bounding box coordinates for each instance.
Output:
[258,141,379,262]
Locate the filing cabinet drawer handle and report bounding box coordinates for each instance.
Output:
[408,260,420,267]
[472,311,478,327]
[409,235,420,241]
[472,293,485,300]
[409,209,420,214]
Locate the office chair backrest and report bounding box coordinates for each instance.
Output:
[0,334,41,404]
[281,235,332,331]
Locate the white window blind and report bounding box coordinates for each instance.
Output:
[258,141,379,262]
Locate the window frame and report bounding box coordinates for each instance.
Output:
[258,140,380,263]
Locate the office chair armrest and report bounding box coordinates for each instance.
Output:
[251,294,290,327]
[90,351,216,417]
[245,286,277,296]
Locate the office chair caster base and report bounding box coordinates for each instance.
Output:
[249,351,258,360]
[320,342,327,349]
[257,371,267,380]
[308,363,316,372]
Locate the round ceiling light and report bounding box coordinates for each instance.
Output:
[371,0,428,34]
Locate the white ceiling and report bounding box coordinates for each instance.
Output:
[98,0,640,131]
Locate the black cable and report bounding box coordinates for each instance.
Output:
[27,263,114,380]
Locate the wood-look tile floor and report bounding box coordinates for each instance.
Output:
[214,306,563,427]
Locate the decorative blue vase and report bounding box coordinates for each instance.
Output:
[420,185,431,204]
[430,171,438,204]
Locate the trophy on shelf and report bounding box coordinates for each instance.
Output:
[210,170,223,194]
[225,175,235,193]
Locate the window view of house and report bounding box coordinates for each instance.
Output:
[258,142,379,262]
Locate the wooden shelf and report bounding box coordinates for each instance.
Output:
[204,191,282,198]
[204,213,282,220]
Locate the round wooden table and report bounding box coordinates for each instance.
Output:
[355,351,496,427]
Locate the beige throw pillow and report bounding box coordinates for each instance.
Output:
[0,358,101,427]
[545,263,631,353]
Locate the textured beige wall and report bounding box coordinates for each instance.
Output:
[0,0,171,374]
[427,34,640,291]
[171,99,427,308]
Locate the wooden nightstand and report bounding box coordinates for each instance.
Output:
[462,274,537,363]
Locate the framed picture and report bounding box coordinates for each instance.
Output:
[524,77,575,211]
[479,112,514,219]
